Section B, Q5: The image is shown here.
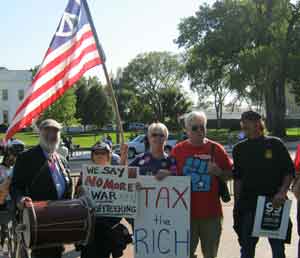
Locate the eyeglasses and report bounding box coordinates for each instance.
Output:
[151,133,165,138]
[191,124,205,132]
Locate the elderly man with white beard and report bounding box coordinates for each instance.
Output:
[11,119,72,258]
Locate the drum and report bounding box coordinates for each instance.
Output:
[21,198,94,249]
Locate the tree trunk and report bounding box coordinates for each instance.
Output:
[215,101,221,130]
[273,79,286,137]
[265,80,286,137]
[219,101,223,129]
[265,85,273,131]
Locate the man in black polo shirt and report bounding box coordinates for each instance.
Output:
[232,111,294,258]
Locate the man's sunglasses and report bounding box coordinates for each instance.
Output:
[191,124,205,132]
[151,133,165,138]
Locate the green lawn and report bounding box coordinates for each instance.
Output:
[0,131,134,147]
[286,128,300,137]
[0,132,39,146]
[1,128,299,148]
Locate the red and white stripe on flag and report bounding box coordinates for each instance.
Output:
[5,0,103,141]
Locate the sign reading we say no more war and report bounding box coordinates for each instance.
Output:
[82,165,138,218]
[134,176,190,258]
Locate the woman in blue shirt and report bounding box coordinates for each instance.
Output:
[130,122,177,179]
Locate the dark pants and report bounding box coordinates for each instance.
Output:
[81,222,113,258]
[239,212,285,258]
[31,246,63,258]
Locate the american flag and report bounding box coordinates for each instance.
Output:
[5,0,103,141]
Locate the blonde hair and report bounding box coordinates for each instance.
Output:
[147,122,169,139]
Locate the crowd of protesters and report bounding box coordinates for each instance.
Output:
[1,110,300,258]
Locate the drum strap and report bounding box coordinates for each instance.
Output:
[55,154,71,192]
[55,154,68,179]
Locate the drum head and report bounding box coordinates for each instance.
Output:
[22,208,32,248]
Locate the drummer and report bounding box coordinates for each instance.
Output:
[10,119,72,258]
[76,142,131,258]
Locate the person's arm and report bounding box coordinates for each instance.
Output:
[234,179,242,202]
[155,169,172,180]
[120,144,128,166]
[272,174,293,208]
[208,144,233,180]
[293,145,300,197]
[232,146,243,201]
[155,156,177,181]
[208,162,232,180]
[272,140,295,208]
[10,153,32,209]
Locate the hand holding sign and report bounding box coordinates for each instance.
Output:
[155,169,171,181]
[272,191,287,209]
[207,161,222,177]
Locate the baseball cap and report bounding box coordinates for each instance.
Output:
[39,119,62,130]
[91,142,111,152]
[241,111,262,121]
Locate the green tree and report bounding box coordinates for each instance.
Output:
[177,0,300,136]
[74,78,89,128]
[121,51,186,122]
[40,88,77,127]
[85,84,112,128]
[159,87,193,129]
[74,77,101,128]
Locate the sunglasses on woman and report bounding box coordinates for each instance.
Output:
[191,124,205,132]
[151,133,165,138]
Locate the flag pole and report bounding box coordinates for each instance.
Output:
[82,0,124,144]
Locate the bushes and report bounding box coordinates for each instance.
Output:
[206,119,300,130]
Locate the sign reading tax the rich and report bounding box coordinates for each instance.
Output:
[82,165,138,218]
[134,176,190,258]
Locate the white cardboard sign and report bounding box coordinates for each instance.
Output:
[134,176,190,258]
[252,196,291,239]
[82,165,138,218]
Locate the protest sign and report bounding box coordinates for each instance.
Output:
[82,165,138,218]
[134,176,190,258]
[252,196,291,239]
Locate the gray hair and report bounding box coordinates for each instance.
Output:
[184,111,207,129]
[147,122,169,139]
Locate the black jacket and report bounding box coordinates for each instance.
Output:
[11,145,72,204]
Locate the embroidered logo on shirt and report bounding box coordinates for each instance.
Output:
[265,149,272,159]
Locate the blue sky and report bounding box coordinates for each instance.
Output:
[1,0,214,104]
[0,0,213,72]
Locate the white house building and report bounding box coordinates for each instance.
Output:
[0,68,31,125]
